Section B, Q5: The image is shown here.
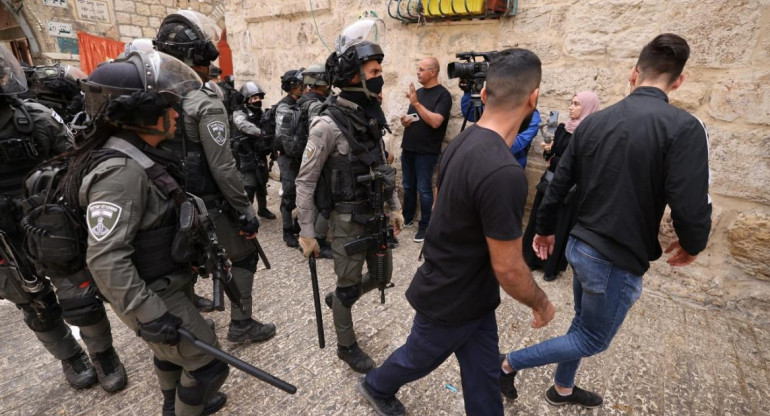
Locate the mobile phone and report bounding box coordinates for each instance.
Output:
[406,113,420,122]
[546,111,559,134]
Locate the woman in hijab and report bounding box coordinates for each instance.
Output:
[522,91,601,281]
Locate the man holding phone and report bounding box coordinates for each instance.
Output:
[400,57,452,242]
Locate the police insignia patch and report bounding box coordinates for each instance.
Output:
[302,142,316,165]
[86,202,122,241]
[207,121,227,146]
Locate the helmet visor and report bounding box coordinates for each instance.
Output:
[0,46,27,95]
[144,50,203,101]
[62,65,87,82]
[335,18,385,56]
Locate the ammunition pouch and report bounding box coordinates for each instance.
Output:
[0,259,33,304]
[0,135,38,164]
[171,200,205,265]
[22,201,86,277]
[335,284,362,308]
[21,286,63,332]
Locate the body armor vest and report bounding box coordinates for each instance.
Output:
[0,103,49,197]
[321,101,386,206]
[162,128,221,197]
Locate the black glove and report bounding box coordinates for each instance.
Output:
[238,214,260,235]
[137,312,183,345]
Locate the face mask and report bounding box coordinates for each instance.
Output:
[248,100,262,110]
[365,75,384,95]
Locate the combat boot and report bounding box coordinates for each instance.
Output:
[317,237,333,259]
[227,318,277,343]
[61,350,97,389]
[337,342,376,373]
[90,346,128,392]
[194,293,214,312]
[162,389,228,416]
[283,228,299,248]
[258,207,277,220]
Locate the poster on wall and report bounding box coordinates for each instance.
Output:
[43,0,68,8]
[75,0,111,24]
[47,22,77,39]
[57,37,80,55]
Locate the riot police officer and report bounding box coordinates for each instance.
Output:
[274,68,305,248]
[73,50,228,415]
[25,63,86,123]
[297,64,333,259]
[0,45,126,392]
[153,10,276,343]
[295,19,404,373]
[232,81,276,219]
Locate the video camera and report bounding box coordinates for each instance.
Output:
[447,51,497,95]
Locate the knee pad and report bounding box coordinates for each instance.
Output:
[177,359,230,406]
[335,284,362,308]
[21,288,63,332]
[231,252,258,273]
[59,292,106,327]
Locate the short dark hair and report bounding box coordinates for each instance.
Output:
[485,48,541,110]
[636,33,690,85]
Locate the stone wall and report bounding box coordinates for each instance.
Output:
[5,0,226,66]
[224,0,770,323]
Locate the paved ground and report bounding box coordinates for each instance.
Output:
[2,180,769,416]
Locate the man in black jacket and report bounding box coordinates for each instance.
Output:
[499,33,712,408]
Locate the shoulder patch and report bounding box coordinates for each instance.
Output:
[87,202,122,241]
[206,108,225,115]
[302,142,317,165]
[50,109,64,124]
[207,121,227,146]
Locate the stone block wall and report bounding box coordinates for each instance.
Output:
[224,0,770,323]
[9,0,226,66]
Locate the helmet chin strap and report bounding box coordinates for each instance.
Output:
[341,66,378,101]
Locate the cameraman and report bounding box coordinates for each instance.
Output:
[399,57,452,242]
[461,90,541,168]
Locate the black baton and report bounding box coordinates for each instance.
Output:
[309,256,325,349]
[252,239,271,269]
[177,328,297,394]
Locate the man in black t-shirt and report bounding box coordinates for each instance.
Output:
[399,57,452,242]
[357,50,555,416]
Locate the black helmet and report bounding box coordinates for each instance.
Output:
[326,18,385,98]
[27,63,86,101]
[153,10,220,66]
[280,68,304,93]
[303,63,328,87]
[79,50,201,126]
[209,64,221,79]
[240,81,265,100]
[0,45,28,95]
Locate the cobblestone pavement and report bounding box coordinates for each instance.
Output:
[2,181,768,416]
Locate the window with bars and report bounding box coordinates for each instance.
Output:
[387,0,517,23]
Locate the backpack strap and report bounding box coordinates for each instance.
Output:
[103,137,183,200]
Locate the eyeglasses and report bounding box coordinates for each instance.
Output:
[417,67,436,72]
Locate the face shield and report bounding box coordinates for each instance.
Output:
[80,50,202,117]
[124,38,155,54]
[335,18,385,57]
[0,45,28,95]
[62,65,87,82]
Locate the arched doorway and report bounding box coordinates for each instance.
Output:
[0,2,34,65]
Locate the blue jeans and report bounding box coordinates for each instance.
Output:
[365,310,503,416]
[506,236,643,388]
[401,150,439,230]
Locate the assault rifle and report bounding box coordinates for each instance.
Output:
[342,170,394,304]
[183,198,245,313]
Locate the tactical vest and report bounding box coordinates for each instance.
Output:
[22,136,198,284]
[0,103,50,198]
[321,101,387,206]
[163,127,221,197]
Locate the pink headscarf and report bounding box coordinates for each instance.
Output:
[564,91,600,133]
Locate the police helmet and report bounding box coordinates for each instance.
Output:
[153,10,220,66]
[240,81,265,100]
[0,45,28,95]
[124,38,154,55]
[80,50,202,126]
[303,63,328,87]
[326,18,385,90]
[280,68,304,93]
[28,63,86,100]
